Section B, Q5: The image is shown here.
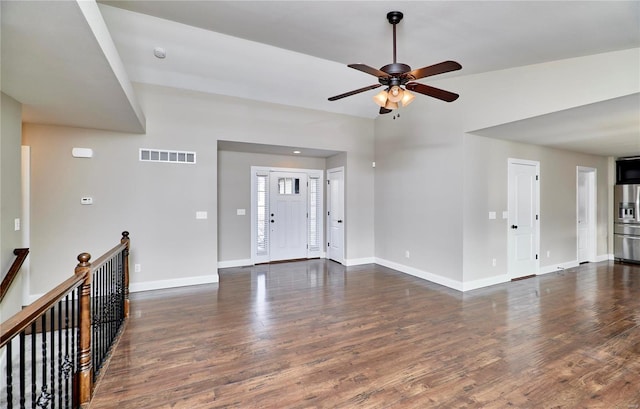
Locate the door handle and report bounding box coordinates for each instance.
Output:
[511,225,518,229]
[337,220,343,223]
[270,220,274,223]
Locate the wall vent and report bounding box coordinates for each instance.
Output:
[139,148,196,164]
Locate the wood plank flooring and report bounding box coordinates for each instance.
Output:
[88,260,640,408]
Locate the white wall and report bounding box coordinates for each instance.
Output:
[374,49,637,291]
[22,83,375,297]
[0,92,24,320]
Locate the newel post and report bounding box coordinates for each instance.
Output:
[121,231,130,318]
[75,252,93,406]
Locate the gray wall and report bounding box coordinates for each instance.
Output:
[22,83,375,296]
[462,134,610,283]
[374,49,633,289]
[1,92,24,320]
[217,150,327,262]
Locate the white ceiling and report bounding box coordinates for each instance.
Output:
[2,1,639,156]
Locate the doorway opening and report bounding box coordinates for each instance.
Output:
[507,158,540,279]
[577,167,597,263]
[251,167,324,264]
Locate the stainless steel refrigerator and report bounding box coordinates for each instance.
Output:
[614,184,640,262]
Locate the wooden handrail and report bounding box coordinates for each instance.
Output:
[0,248,29,302]
[0,232,130,407]
[90,242,127,271]
[0,271,85,347]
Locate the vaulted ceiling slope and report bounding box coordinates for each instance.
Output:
[1,0,145,133]
[2,1,639,156]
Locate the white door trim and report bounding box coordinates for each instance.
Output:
[250,166,323,264]
[21,146,31,306]
[327,166,345,264]
[577,166,597,263]
[507,158,540,279]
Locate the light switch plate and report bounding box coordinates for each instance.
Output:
[489,211,496,220]
[81,197,93,205]
[196,211,208,219]
[14,218,20,231]
[502,211,508,219]
[237,209,246,216]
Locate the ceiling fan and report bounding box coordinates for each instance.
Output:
[328,11,462,115]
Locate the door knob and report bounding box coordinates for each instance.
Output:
[511,225,518,229]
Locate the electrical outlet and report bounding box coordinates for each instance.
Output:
[134,264,141,273]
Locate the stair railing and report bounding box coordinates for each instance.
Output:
[0,231,130,409]
[0,248,30,303]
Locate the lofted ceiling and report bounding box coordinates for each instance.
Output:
[1,1,639,156]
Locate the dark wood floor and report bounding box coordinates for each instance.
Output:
[89,260,640,408]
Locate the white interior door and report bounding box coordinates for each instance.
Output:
[508,159,539,278]
[577,167,596,263]
[327,167,344,264]
[269,172,308,261]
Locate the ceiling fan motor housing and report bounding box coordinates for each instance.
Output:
[386,11,404,24]
[380,63,411,77]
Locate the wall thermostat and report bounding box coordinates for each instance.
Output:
[72,148,93,158]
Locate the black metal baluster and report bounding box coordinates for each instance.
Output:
[71,290,77,409]
[50,306,55,409]
[109,260,114,349]
[20,332,26,409]
[57,301,63,409]
[92,269,97,381]
[98,266,103,374]
[31,322,36,409]
[63,295,70,409]
[38,314,50,409]
[6,339,13,409]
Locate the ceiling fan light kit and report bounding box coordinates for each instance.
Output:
[328,11,462,115]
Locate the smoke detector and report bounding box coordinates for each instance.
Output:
[153,47,166,59]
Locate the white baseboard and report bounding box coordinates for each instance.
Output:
[375,258,464,291]
[24,274,218,304]
[129,274,218,293]
[539,260,580,275]
[345,257,376,266]
[597,254,614,262]
[217,259,253,269]
[26,293,45,305]
[461,274,510,292]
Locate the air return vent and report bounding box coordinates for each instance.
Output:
[139,148,196,164]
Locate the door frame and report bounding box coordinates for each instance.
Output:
[326,166,345,264]
[250,166,324,264]
[21,146,31,305]
[576,166,597,263]
[507,158,540,279]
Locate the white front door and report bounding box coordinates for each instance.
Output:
[327,167,345,264]
[577,167,596,263]
[269,172,308,261]
[508,159,539,278]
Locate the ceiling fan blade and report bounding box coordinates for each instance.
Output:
[406,61,462,81]
[406,82,459,102]
[348,64,390,78]
[379,107,392,115]
[328,84,382,101]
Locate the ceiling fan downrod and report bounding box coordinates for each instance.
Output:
[381,11,410,76]
[387,11,403,64]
